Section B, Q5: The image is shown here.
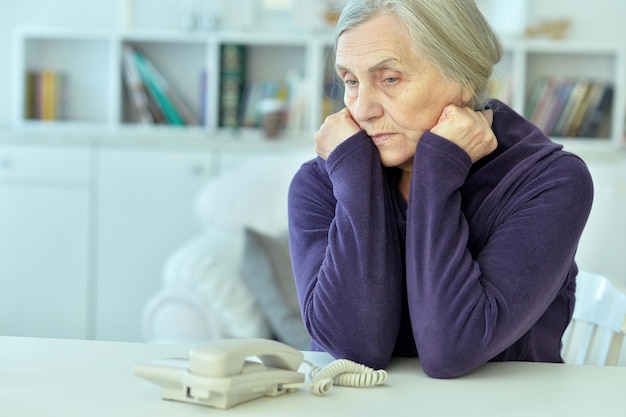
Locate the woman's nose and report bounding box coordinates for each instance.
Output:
[351,87,383,122]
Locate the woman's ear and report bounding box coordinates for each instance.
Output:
[461,87,473,106]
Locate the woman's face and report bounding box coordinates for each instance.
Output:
[336,13,470,171]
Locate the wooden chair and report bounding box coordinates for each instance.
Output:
[562,271,626,365]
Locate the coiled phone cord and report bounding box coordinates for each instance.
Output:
[285,358,388,396]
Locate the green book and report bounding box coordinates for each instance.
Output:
[133,49,184,126]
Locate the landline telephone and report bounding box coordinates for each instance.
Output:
[133,338,387,409]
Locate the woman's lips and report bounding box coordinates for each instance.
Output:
[371,133,395,145]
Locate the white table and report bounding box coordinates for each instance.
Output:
[1,336,624,416]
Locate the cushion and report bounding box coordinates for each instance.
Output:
[240,227,311,349]
[193,150,314,235]
[142,286,227,343]
[162,228,272,339]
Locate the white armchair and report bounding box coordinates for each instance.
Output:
[141,149,315,349]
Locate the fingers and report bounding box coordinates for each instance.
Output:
[314,108,361,160]
[431,105,497,163]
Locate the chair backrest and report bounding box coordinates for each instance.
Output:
[562,271,626,365]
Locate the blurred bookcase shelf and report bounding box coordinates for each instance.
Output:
[13,27,340,141]
[491,39,626,148]
[13,28,625,148]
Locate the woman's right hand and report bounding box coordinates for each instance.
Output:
[430,104,497,163]
[314,108,361,160]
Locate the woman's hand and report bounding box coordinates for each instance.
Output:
[314,108,361,160]
[430,105,497,163]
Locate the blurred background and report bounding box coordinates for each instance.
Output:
[1,0,625,345]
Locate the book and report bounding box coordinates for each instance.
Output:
[525,77,548,121]
[578,84,613,138]
[131,48,185,126]
[533,78,563,133]
[24,70,66,121]
[564,78,593,137]
[24,71,37,119]
[219,44,246,128]
[527,77,557,128]
[577,82,606,136]
[552,78,591,137]
[122,45,154,124]
[542,79,574,136]
[220,77,243,127]
[143,57,198,126]
[123,46,167,124]
[42,70,54,120]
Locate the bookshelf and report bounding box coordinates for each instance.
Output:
[13,27,339,140]
[15,29,115,129]
[12,28,626,147]
[491,39,626,147]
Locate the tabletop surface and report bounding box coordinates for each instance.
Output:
[1,336,625,417]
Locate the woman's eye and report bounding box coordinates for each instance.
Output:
[344,79,358,87]
[384,77,398,84]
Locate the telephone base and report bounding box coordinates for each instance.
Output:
[160,379,298,410]
[134,358,305,409]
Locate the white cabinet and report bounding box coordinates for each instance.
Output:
[93,140,311,342]
[0,143,92,339]
[94,146,217,341]
[0,135,311,343]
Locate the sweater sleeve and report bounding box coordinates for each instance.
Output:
[288,131,404,369]
[406,131,593,378]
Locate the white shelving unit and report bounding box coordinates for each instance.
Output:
[492,39,625,147]
[12,27,338,140]
[13,28,626,147]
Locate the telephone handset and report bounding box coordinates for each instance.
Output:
[189,337,303,378]
[133,338,387,409]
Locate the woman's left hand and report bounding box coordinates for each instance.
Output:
[314,108,361,160]
[430,105,497,163]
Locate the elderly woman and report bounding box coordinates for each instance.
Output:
[287,0,593,378]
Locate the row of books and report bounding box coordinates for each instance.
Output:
[122,45,198,126]
[525,77,613,138]
[236,76,308,132]
[24,70,67,121]
[120,43,313,132]
[216,44,309,132]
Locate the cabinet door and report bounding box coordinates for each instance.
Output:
[95,148,216,342]
[0,145,91,339]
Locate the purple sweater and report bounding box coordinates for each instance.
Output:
[287,101,593,378]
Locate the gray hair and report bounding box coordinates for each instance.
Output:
[334,0,503,110]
